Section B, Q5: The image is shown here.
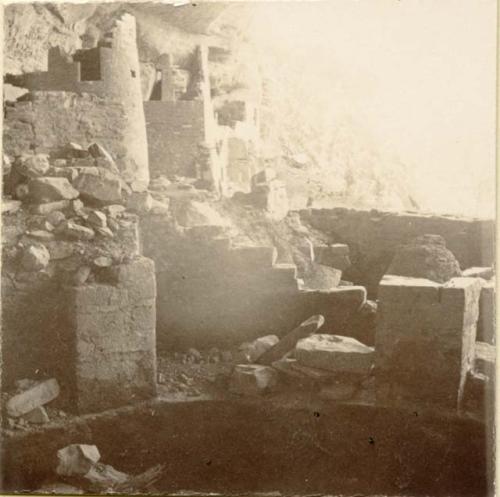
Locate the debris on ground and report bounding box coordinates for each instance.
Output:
[55,443,165,494]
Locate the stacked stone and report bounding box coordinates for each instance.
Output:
[1,144,167,285]
[376,275,482,409]
[67,257,157,413]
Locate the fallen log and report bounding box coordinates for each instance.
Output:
[256,314,325,365]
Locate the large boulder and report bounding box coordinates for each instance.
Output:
[387,234,461,283]
[29,177,79,203]
[72,167,122,204]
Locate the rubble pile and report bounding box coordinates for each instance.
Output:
[226,314,376,402]
[2,143,173,288]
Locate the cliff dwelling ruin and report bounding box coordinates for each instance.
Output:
[1,2,496,496]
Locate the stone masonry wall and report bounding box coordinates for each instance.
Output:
[140,216,367,349]
[66,257,157,413]
[4,92,135,175]
[144,100,205,178]
[376,275,482,409]
[5,14,149,184]
[299,207,495,295]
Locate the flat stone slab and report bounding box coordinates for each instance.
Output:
[295,334,374,374]
[7,378,60,417]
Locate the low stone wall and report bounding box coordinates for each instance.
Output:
[66,257,157,413]
[376,275,482,409]
[299,207,495,295]
[140,216,367,349]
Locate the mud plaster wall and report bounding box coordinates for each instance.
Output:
[140,216,367,350]
[144,100,205,178]
[300,208,495,296]
[4,92,137,174]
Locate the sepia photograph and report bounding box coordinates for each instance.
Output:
[0,0,496,495]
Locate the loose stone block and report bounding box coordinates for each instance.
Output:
[295,334,374,374]
[73,167,122,204]
[29,177,79,203]
[229,364,278,395]
[21,243,50,271]
[375,275,482,409]
[23,406,50,424]
[56,444,101,477]
[7,378,60,417]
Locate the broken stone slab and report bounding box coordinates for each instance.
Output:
[66,142,90,159]
[56,444,101,477]
[63,220,95,241]
[25,229,55,241]
[88,142,112,159]
[2,199,22,214]
[29,177,79,203]
[87,210,107,229]
[21,243,50,271]
[14,153,50,178]
[7,378,60,417]
[32,200,71,215]
[23,405,50,424]
[95,226,114,238]
[256,315,325,366]
[238,335,280,363]
[89,145,119,174]
[229,364,278,395]
[295,335,375,374]
[73,167,122,204]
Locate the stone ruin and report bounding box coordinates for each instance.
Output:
[1,10,496,497]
